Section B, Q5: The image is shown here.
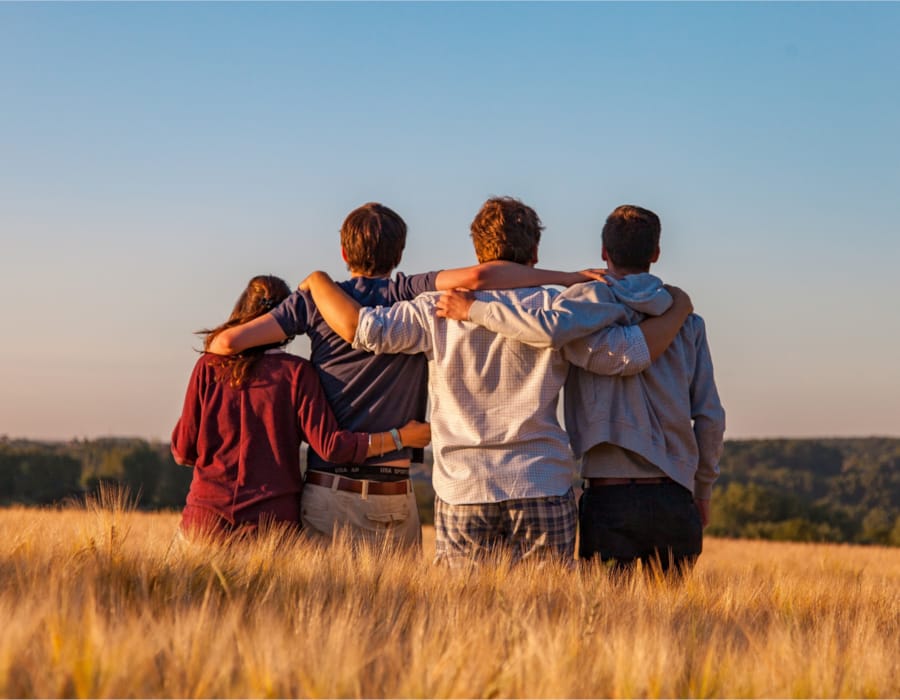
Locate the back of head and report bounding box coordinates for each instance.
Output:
[340,202,407,276]
[470,196,543,264]
[224,275,292,327]
[602,205,661,271]
[203,274,293,387]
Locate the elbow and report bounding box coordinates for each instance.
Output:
[620,362,645,377]
[208,330,238,355]
[171,447,195,467]
[464,268,489,290]
[337,324,357,344]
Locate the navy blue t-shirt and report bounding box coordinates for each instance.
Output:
[270,271,439,479]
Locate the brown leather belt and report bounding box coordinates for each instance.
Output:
[586,476,674,488]
[305,470,411,496]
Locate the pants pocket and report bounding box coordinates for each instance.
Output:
[363,495,411,526]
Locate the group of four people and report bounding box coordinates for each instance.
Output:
[172,197,725,573]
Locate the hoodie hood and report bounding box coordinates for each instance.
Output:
[608,273,672,316]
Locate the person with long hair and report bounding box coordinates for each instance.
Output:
[171,274,430,539]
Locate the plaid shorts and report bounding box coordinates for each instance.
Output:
[434,488,577,566]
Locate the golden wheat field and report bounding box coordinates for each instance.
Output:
[0,494,898,699]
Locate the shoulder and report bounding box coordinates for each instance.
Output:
[270,289,316,330]
[277,289,314,310]
[687,312,707,330]
[195,352,220,373]
[683,313,712,345]
[261,351,319,382]
[390,270,440,300]
[364,291,439,313]
[264,350,307,368]
[484,286,558,308]
[560,280,617,303]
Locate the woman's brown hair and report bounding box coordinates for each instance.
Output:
[200,275,292,388]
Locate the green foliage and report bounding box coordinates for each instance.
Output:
[0,445,81,505]
[0,436,897,547]
[710,438,900,546]
[0,437,190,510]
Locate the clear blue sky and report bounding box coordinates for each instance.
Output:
[1,2,898,441]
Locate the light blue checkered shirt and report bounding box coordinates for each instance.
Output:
[353,287,651,505]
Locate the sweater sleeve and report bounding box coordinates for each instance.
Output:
[689,316,726,499]
[171,358,205,467]
[561,324,652,377]
[468,282,634,350]
[295,363,368,464]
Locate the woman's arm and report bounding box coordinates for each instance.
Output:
[170,360,205,467]
[296,362,430,463]
[365,420,431,458]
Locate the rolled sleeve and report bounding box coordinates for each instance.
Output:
[352,301,433,355]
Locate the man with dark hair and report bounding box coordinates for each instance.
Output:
[339,202,408,276]
[440,203,725,574]
[208,201,604,549]
[601,205,661,269]
[296,197,693,565]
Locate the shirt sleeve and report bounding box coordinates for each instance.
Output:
[391,271,440,301]
[295,362,368,464]
[170,359,205,467]
[353,298,434,355]
[689,316,726,499]
[467,281,634,350]
[561,324,652,376]
[269,290,313,337]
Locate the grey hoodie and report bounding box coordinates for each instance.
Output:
[467,274,725,498]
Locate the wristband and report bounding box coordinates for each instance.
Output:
[389,428,403,451]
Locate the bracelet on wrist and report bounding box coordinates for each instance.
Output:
[389,427,403,451]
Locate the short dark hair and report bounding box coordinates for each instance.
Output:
[470,197,543,264]
[602,205,661,270]
[340,202,407,276]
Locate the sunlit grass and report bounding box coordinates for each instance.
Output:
[0,497,897,698]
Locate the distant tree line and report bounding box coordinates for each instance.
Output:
[1,436,898,546]
[707,438,900,546]
[0,437,192,510]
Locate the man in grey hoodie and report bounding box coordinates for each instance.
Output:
[436,205,725,573]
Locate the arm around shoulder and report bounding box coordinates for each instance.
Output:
[435,260,606,291]
[300,271,362,344]
[637,286,693,362]
[460,282,629,350]
[207,314,286,355]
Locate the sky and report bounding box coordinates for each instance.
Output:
[1,2,898,442]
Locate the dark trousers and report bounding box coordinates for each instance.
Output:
[578,481,702,574]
